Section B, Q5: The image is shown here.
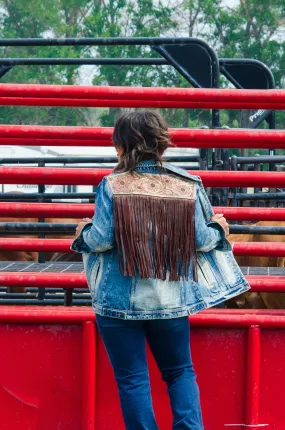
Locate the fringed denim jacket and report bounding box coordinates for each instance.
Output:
[71,160,250,319]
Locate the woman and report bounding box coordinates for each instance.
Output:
[71,111,249,430]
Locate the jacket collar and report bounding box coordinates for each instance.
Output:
[162,162,201,183]
[135,159,158,172]
[135,159,200,183]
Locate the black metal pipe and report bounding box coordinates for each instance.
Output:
[233,156,285,164]
[229,225,285,235]
[0,222,77,234]
[228,192,285,200]
[0,37,215,47]
[64,289,73,306]
[3,190,284,204]
[0,288,89,293]
[0,192,95,201]
[3,221,285,235]
[0,299,91,305]
[0,293,88,299]
[219,58,275,94]
[0,155,200,164]
[0,58,167,65]
[0,58,167,66]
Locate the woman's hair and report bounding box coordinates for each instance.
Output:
[112,111,171,173]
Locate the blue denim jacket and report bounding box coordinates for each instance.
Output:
[71,161,250,319]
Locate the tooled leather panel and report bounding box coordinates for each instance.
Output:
[107,173,196,200]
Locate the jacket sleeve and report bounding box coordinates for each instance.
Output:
[71,177,115,254]
[195,184,226,252]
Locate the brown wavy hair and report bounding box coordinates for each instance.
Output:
[113,111,171,173]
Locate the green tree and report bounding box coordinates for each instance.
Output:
[84,0,181,126]
[216,0,285,87]
[0,0,92,125]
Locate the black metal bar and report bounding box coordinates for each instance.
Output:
[0,299,91,305]
[199,149,208,171]
[8,187,285,204]
[268,111,276,171]
[0,293,90,299]
[38,161,46,301]
[0,222,77,234]
[220,66,244,90]
[64,289,73,306]
[12,213,283,235]
[0,37,217,47]
[0,155,200,164]
[0,288,89,293]
[253,160,262,203]
[228,192,285,200]
[233,156,285,164]
[248,109,272,129]
[229,225,285,235]
[0,58,167,66]
[0,192,95,201]
[219,58,275,91]
[0,65,13,78]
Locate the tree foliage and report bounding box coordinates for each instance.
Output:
[0,0,91,125]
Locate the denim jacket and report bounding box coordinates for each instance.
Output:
[71,161,250,319]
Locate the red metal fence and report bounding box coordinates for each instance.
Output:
[0,84,285,109]
[1,83,285,429]
[1,202,285,220]
[0,272,285,292]
[0,125,285,148]
[1,238,285,258]
[0,167,285,187]
[1,307,285,429]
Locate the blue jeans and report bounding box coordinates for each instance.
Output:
[96,315,204,430]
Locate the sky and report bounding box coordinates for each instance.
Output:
[222,0,239,6]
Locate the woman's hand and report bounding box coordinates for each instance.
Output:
[211,213,229,236]
[75,218,92,236]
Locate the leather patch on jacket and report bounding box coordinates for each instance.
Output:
[107,173,197,282]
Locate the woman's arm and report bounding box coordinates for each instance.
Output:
[71,178,115,253]
[195,185,228,252]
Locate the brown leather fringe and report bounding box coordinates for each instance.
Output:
[113,194,197,282]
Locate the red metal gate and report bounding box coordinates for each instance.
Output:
[1,307,285,429]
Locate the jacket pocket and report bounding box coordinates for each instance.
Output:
[197,253,221,296]
[83,253,100,297]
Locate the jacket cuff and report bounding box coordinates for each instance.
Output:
[206,221,232,251]
[70,222,93,253]
[206,220,225,239]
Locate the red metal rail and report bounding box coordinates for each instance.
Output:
[0,238,285,256]
[1,202,285,220]
[0,202,93,218]
[0,125,284,149]
[218,207,285,221]
[0,272,284,293]
[4,97,284,110]
[0,84,285,109]
[232,242,285,256]
[0,166,285,187]
[1,306,285,328]
[0,138,111,146]
[2,97,285,111]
